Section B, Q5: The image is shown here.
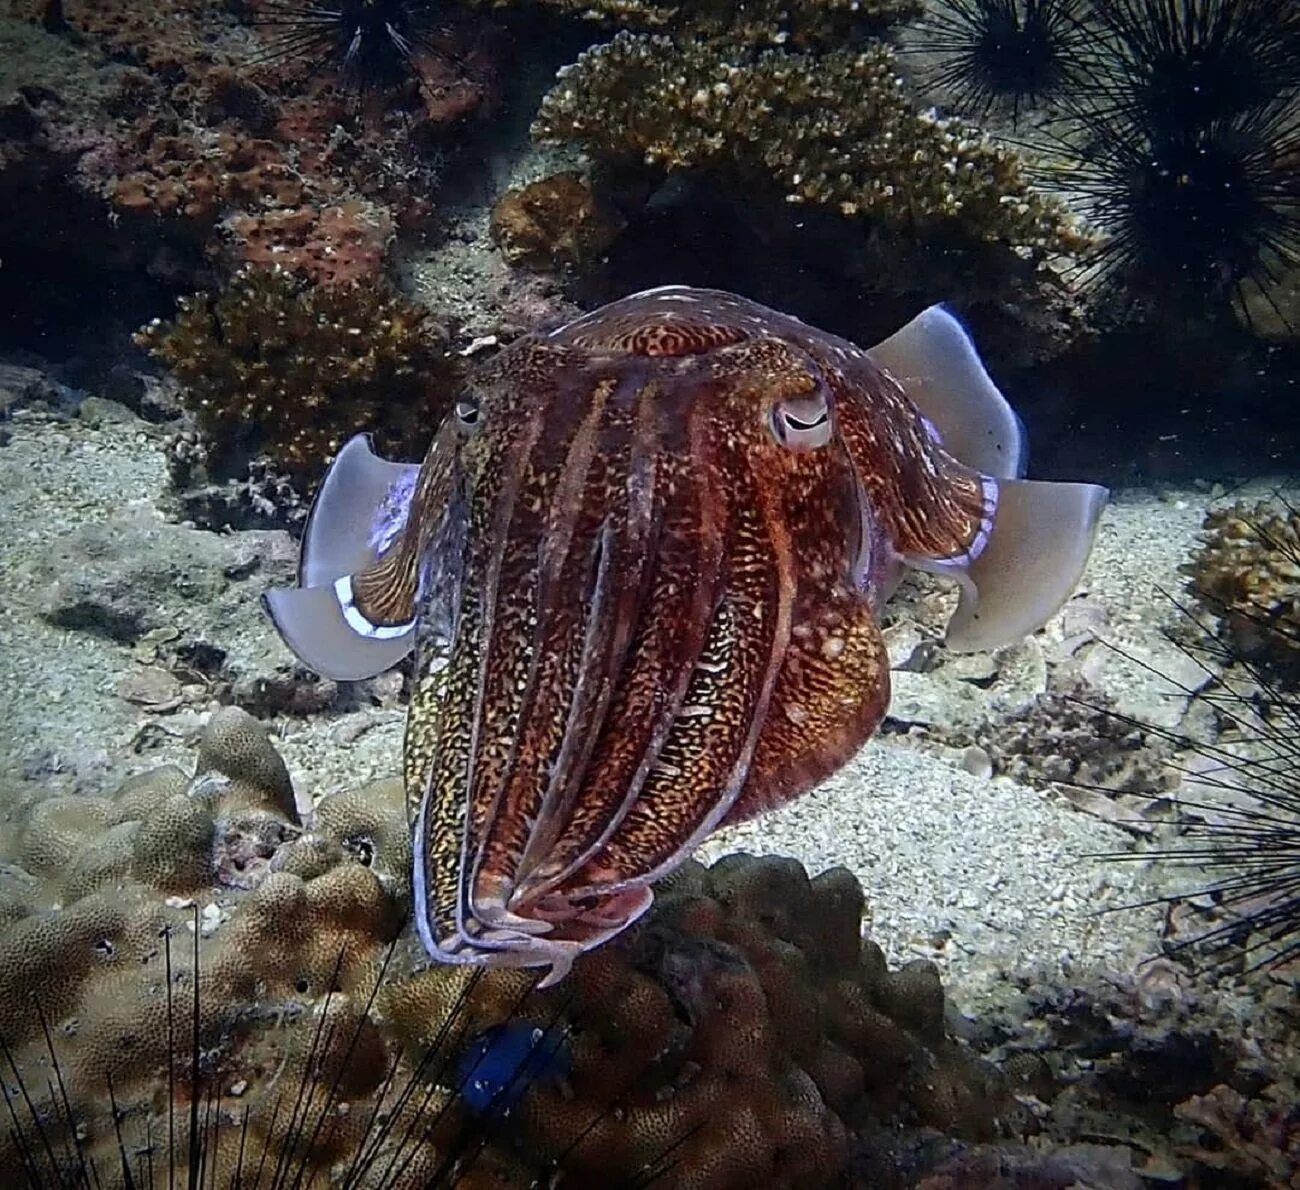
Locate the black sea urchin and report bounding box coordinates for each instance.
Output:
[1093,597,1300,973]
[251,0,449,95]
[1048,97,1300,324]
[913,0,1092,124]
[1087,0,1300,133]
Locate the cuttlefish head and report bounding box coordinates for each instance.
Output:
[264,286,1108,985]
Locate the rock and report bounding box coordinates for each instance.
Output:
[77,396,143,428]
[23,510,295,671]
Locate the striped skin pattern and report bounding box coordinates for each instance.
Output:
[365,287,993,986]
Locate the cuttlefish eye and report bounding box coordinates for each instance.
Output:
[769,391,832,451]
[454,397,482,432]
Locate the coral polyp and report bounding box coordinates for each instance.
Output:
[913,0,1091,124]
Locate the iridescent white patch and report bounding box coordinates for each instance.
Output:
[369,469,420,554]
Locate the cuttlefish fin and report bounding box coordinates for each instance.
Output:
[263,433,421,681]
[867,304,1026,479]
[909,476,1107,653]
[300,433,421,587]
[263,581,415,680]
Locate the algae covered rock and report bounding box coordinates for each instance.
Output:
[1188,500,1300,674]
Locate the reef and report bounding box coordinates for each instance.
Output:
[0,0,496,328]
[1187,500,1300,674]
[1,701,1294,1186]
[138,268,459,482]
[470,0,923,45]
[0,707,1018,1188]
[534,33,1085,259]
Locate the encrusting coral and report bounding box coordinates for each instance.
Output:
[0,708,1019,1188]
[1187,500,1300,674]
[533,32,1087,259]
[138,267,458,480]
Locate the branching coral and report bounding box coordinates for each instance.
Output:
[468,0,923,46]
[138,268,458,479]
[534,32,1087,257]
[1186,500,1300,672]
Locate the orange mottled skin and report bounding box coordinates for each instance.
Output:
[358,287,990,982]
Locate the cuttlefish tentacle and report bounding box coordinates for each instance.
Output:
[548,346,810,900]
[474,384,658,923]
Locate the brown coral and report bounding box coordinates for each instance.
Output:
[1187,500,1300,673]
[0,708,439,1188]
[489,171,624,270]
[534,33,1087,257]
[138,267,458,479]
[0,711,1021,1190]
[383,854,1014,1190]
[467,0,923,47]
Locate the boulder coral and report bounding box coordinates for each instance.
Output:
[0,709,1015,1188]
[0,707,435,1187]
[384,854,1014,1189]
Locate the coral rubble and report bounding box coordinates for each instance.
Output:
[1188,500,1300,673]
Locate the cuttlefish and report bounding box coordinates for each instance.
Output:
[265,286,1107,985]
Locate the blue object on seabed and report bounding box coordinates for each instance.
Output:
[457,1021,572,1115]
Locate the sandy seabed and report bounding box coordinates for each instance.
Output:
[0,408,1283,1011]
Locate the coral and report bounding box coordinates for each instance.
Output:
[2,0,491,309]
[224,198,394,287]
[383,854,1015,1189]
[165,428,312,531]
[0,708,1023,1189]
[468,0,923,47]
[0,708,438,1187]
[489,171,624,271]
[1187,500,1300,672]
[533,33,1087,257]
[138,267,458,479]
